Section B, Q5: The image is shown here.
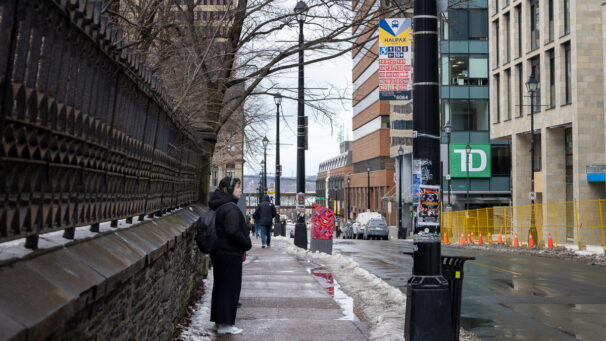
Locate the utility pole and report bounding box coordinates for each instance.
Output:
[405,0,452,339]
[274,94,283,236]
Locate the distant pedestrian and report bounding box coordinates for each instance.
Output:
[253,194,276,248]
[209,176,251,335]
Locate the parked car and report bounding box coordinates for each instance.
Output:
[354,212,382,239]
[363,218,389,240]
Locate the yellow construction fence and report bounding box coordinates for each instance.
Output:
[442,199,606,252]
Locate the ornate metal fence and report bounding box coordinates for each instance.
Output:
[0,0,202,248]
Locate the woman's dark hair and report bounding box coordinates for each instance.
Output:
[218,176,241,194]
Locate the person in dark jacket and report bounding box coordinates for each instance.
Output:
[209,176,251,335]
[253,194,276,248]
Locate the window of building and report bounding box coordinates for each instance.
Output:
[530,56,541,112]
[549,50,555,108]
[444,9,487,41]
[506,69,512,120]
[213,168,218,186]
[564,43,571,104]
[517,64,523,117]
[450,55,468,85]
[392,120,413,130]
[563,0,570,35]
[516,5,522,57]
[441,12,450,40]
[530,0,540,50]
[449,10,469,40]
[447,55,488,86]
[469,9,488,40]
[491,145,511,176]
[495,75,501,123]
[443,100,489,131]
[504,13,510,62]
[533,134,541,171]
[226,164,235,178]
[494,20,499,65]
[565,127,573,198]
[548,0,554,42]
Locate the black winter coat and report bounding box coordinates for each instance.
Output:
[209,189,252,255]
[253,196,276,226]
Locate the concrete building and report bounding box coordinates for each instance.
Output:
[490,0,606,242]
[315,142,353,218]
[440,0,512,211]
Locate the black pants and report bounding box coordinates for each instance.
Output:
[210,253,243,325]
[263,225,271,246]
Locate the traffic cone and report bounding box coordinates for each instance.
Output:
[498,234,503,244]
[513,233,519,247]
[547,233,554,249]
[528,233,535,248]
[443,232,449,244]
[468,233,473,244]
[478,233,484,245]
[460,233,466,245]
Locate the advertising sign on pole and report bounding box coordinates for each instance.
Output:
[378,18,412,101]
[449,144,492,178]
[417,185,440,227]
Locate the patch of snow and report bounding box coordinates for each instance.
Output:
[179,272,215,341]
[274,236,406,341]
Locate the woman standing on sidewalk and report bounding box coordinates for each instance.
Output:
[209,176,252,335]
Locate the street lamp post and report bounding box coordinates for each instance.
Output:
[526,73,539,242]
[444,122,452,209]
[366,167,370,211]
[398,146,405,238]
[465,143,471,211]
[347,177,351,221]
[274,94,283,236]
[294,1,309,249]
[405,0,452,338]
[262,136,269,195]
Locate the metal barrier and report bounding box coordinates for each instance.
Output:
[442,199,606,252]
[1,0,203,247]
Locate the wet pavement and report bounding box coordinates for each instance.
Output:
[333,239,606,340]
[226,238,366,340]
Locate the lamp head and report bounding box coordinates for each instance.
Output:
[347,177,350,184]
[366,167,370,172]
[465,144,472,154]
[398,146,404,156]
[526,73,538,93]
[294,1,309,24]
[444,121,452,134]
[262,136,269,148]
[273,93,282,105]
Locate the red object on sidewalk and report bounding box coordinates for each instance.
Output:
[547,233,554,249]
[460,233,466,245]
[468,233,473,244]
[478,233,484,246]
[498,234,503,244]
[513,233,519,247]
[443,233,449,244]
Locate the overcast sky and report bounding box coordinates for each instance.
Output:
[243,1,354,177]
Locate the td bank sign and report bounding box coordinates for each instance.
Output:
[449,144,491,178]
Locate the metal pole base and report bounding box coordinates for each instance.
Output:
[405,275,452,341]
[294,221,307,249]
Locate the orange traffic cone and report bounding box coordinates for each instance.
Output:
[513,233,519,247]
[468,233,473,244]
[443,233,449,244]
[478,233,484,245]
[498,234,503,244]
[547,233,554,249]
[460,233,466,245]
[528,233,535,248]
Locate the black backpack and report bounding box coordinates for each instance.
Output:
[195,203,233,254]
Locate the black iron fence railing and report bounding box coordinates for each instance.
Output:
[1,0,202,248]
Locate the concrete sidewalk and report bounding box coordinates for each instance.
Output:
[217,238,367,340]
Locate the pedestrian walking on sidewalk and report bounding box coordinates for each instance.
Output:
[209,176,252,335]
[253,194,276,248]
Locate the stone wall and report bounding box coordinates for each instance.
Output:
[0,206,205,341]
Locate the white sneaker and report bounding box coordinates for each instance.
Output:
[216,325,243,335]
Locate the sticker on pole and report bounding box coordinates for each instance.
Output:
[529,192,536,201]
[417,185,440,227]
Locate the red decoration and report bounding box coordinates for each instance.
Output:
[311,203,334,240]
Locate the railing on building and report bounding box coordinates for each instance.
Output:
[1,0,203,248]
[442,199,606,252]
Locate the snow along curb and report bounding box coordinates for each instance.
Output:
[274,237,406,341]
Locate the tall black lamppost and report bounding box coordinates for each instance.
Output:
[405,0,452,338]
[294,0,309,249]
[465,143,471,211]
[397,146,405,238]
[444,121,452,209]
[274,94,283,236]
[526,73,539,240]
[346,177,351,221]
[262,136,269,194]
[366,167,371,211]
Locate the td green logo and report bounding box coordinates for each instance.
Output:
[449,144,491,178]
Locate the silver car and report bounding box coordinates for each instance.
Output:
[363,218,389,240]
